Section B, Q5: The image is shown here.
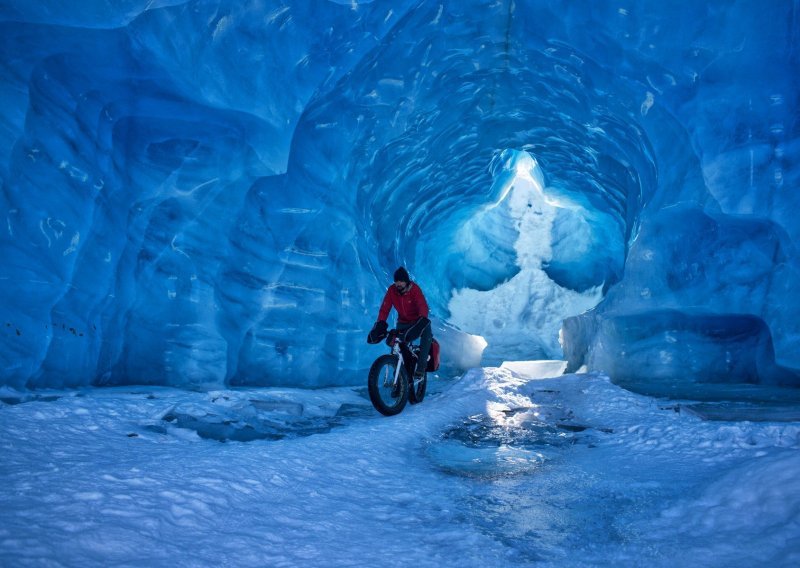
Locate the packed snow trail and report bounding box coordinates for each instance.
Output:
[1,367,799,566]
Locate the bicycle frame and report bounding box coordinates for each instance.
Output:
[389,335,423,387]
[390,337,404,389]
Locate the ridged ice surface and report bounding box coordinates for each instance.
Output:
[0,1,798,390]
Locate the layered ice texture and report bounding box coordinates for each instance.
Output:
[0,1,798,391]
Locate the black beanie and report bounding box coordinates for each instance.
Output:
[393,267,410,283]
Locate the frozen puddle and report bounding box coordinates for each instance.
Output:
[427,440,548,478]
[426,401,590,479]
[426,359,594,480]
[144,389,374,442]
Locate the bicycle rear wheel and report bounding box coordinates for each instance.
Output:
[408,373,427,405]
[367,354,409,416]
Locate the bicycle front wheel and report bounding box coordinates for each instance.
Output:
[367,354,408,416]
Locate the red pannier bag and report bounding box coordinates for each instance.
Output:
[426,338,440,372]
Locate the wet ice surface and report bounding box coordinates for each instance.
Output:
[426,389,586,480]
[2,369,800,566]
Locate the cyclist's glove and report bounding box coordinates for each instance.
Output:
[367,320,388,344]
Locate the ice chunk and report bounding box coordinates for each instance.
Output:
[501,360,568,379]
[563,310,800,397]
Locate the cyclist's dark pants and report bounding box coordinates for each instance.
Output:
[397,317,433,376]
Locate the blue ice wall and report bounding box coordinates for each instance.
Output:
[0,1,798,390]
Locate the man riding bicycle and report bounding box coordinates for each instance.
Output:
[368,267,433,381]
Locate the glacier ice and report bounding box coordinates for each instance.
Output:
[563,205,800,393]
[0,0,798,392]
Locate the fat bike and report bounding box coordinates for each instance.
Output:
[367,330,428,416]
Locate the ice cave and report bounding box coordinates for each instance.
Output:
[1,0,798,393]
[1,1,799,566]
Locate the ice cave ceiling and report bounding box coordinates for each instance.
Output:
[0,0,798,391]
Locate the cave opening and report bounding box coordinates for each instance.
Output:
[422,149,606,365]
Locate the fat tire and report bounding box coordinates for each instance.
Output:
[368,354,409,416]
[408,374,427,405]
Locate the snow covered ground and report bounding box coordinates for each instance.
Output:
[1,366,800,567]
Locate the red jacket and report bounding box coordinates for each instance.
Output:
[378,282,429,324]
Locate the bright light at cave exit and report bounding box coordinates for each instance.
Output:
[514,153,543,190]
[448,149,603,364]
[489,150,546,208]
